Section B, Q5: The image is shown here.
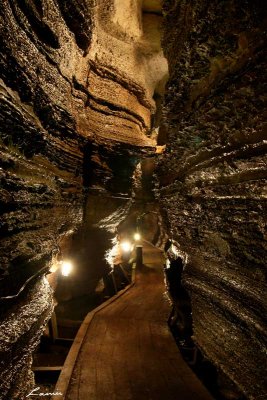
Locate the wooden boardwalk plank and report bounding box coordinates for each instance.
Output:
[53,242,213,400]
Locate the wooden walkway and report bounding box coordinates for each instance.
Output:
[52,242,213,400]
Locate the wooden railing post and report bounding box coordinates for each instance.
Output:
[135,245,143,268]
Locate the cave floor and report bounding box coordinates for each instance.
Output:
[54,242,213,400]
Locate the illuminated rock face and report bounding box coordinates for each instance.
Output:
[0,0,167,279]
[157,1,267,399]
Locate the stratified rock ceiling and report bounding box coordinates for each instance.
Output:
[157,1,267,399]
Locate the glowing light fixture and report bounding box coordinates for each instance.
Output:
[121,241,132,253]
[61,260,73,277]
[133,232,141,241]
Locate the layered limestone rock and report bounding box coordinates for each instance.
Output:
[0,0,89,394]
[88,0,168,143]
[157,1,267,399]
[0,278,53,399]
[0,0,167,280]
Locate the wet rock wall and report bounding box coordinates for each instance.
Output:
[0,0,93,288]
[0,2,91,397]
[158,1,267,398]
[0,278,53,399]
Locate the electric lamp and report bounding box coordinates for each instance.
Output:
[133,232,141,241]
[61,260,73,277]
[121,241,132,253]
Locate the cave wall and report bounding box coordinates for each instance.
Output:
[1,2,87,396]
[0,278,53,399]
[157,1,267,399]
[0,0,167,282]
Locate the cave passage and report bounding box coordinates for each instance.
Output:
[0,0,266,400]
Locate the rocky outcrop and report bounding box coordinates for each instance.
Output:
[157,1,267,399]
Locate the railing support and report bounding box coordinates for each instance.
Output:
[136,245,143,268]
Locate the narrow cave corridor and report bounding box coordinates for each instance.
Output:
[0,1,266,400]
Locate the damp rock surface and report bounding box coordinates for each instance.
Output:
[157,1,267,398]
[0,0,167,280]
[0,278,53,400]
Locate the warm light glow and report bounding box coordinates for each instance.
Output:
[49,264,58,273]
[61,261,73,277]
[121,241,132,253]
[133,232,141,241]
[105,237,119,268]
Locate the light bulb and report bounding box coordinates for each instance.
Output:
[133,232,141,241]
[121,241,132,253]
[61,261,73,277]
